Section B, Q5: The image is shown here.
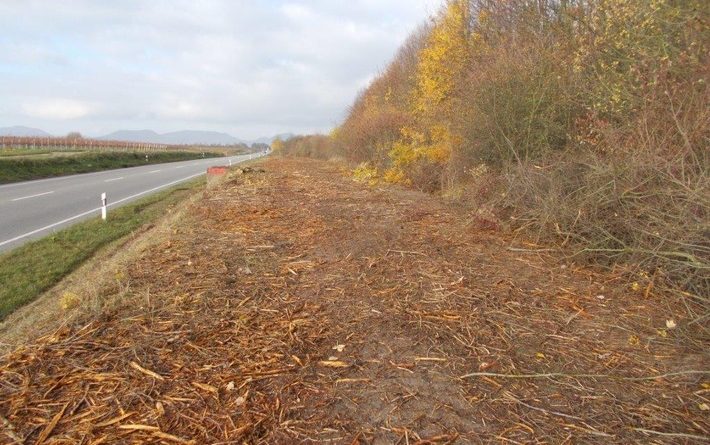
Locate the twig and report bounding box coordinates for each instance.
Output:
[387,249,427,256]
[632,427,708,441]
[130,361,165,380]
[462,371,606,380]
[460,370,709,381]
[36,402,68,444]
[506,247,557,253]
[505,392,583,421]
[624,370,710,381]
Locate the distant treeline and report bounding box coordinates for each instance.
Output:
[0,135,263,152]
[275,0,709,296]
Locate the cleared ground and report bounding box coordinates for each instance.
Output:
[0,158,707,444]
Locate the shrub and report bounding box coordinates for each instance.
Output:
[278,0,709,295]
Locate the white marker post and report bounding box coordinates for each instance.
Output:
[101,193,107,221]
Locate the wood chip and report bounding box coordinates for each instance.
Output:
[118,424,160,431]
[36,402,68,444]
[95,412,134,428]
[192,382,219,394]
[130,361,165,380]
[318,360,351,368]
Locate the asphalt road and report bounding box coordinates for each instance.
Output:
[0,152,264,254]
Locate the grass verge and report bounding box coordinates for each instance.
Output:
[0,150,222,184]
[0,177,204,320]
[0,148,53,157]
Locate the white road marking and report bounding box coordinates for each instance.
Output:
[0,154,262,249]
[149,169,161,173]
[11,191,55,201]
[106,172,203,208]
[0,207,100,248]
[0,172,204,249]
[104,177,124,183]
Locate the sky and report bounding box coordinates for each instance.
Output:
[0,0,441,140]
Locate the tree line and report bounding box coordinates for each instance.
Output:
[275,0,709,295]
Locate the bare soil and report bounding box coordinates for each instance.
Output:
[1,158,707,444]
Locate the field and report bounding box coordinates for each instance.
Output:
[0,148,53,157]
[0,135,226,152]
[0,158,706,443]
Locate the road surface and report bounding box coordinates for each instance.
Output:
[0,152,263,254]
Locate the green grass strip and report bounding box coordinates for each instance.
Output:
[0,150,222,184]
[0,148,53,157]
[0,178,203,320]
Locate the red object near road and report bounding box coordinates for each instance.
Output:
[207,166,229,176]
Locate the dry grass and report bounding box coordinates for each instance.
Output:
[0,158,707,443]
[499,82,710,301]
[0,177,208,354]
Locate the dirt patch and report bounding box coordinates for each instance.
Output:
[1,158,707,444]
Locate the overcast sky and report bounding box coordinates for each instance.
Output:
[0,1,440,139]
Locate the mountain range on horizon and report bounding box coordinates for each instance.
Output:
[0,125,53,138]
[0,125,293,146]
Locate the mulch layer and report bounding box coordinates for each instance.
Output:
[1,157,708,444]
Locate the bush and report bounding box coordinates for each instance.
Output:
[278,135,333,159]
[278,0,709,295]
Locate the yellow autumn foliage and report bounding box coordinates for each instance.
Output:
[385,0,471,185]
[278,0,708,293]
[414,0,470,117]
[352,162,379,186]
[271,138,285,155]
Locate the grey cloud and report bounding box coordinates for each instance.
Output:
[0,0,440,138]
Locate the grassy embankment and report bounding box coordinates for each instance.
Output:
[0,177,203,320]
[0,150,223,184]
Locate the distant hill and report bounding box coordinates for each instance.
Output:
[250,133,295,145]
[99,129,245,145]
[100,129,291,146]
[99,129,162,143]
[1,125,287,146]
[0,126,53,137]
[160,131,243,145]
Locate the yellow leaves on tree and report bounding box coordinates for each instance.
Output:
[385,0,471,186]
[271,138,285,154]
[385,124,460,186]
[414,0,470,118]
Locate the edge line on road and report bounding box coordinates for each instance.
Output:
[0,172,205,249]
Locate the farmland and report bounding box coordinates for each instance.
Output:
[0,135,245,183]
[0,135,242,153]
